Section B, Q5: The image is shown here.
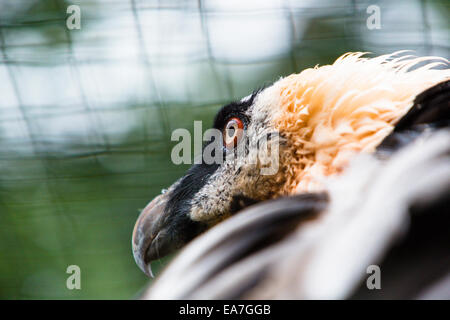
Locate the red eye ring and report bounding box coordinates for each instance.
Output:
[223,117,244,149]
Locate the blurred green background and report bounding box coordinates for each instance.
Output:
[0,0,448,299]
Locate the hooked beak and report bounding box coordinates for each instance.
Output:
[132,191,208,277]
[132,193,177,277]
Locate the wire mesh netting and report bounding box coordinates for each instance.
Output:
[0,0,448,299]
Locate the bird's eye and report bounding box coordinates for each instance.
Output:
[223,117,244,149]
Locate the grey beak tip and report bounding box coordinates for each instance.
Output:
[132,194,168,277]
[148,263,154,278]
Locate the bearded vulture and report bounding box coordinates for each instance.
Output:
[132,52,450,299]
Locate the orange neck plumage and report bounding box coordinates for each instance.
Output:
[263,52,450,193]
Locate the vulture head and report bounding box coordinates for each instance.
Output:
[132,52,450,277]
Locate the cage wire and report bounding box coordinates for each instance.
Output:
[0,0,448,299]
